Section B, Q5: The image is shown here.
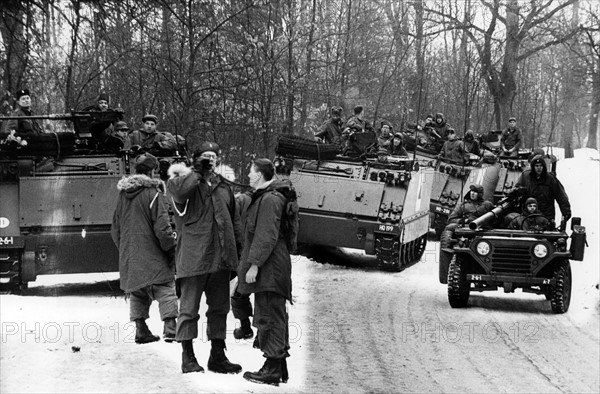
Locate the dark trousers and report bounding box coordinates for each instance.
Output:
[129,280,178,321]
[254,291,289,359]
[176,270,230,342]
[231,289,253,320]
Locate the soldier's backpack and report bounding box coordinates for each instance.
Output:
[273,184,300,254]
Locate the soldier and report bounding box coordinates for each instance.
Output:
[344,105,373,133]
[463,129,481,157]
[124,114,177,156]
[314,106,344,145]
[509,197,551,231]
[389,132,409,157]
[111,153,178,344]
[239,158,292,386]
[447,184,494,226]
[433,113,451,141]
[500,117,522,157]
[438,128,466,163]
[3,89,42,134]
[167,142,242,374]
[377,120,394,151]
[516,154,571,227]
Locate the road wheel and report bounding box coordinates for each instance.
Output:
[448,256,470,308]
[439,229,454,284]
[550,261,572,314]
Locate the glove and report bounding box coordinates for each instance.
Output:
[130,145,143,155]
[563,213,571,222]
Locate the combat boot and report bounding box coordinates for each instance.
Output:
[281,357,288,383]
[233,318,253,340]
[163,318,176,343]
[181,340,204,373]
[207,339,242,374]
[243,358,281,386]
[134,319,160,344]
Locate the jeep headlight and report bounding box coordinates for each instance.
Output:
[533,244,548,258]
[476,241,491,256]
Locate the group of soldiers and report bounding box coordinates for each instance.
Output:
[111,143,292,386]
[314,106,524,164]
[446,154,571,234]
[1,89,183,157]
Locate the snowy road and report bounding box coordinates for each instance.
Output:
[1,153,599,393]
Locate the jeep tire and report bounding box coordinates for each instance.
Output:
[550,260,572,314]
[448,256,470,308]
[439,229,454,284]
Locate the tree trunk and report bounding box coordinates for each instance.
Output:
[64,0,81,111]
[0,0,29,102]
[298,0,316,132]
[588,61,600,149]
[285,0,295,134]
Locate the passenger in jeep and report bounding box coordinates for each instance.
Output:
[509,197,551,231]
[447,184,494,227]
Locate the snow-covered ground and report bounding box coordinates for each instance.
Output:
[1,149,598,393]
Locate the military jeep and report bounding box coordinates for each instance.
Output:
[439,200,586,313]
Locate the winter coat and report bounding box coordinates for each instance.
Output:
[237,180,292,301]
[315,118,343,145]
[448,194,494,225]
[433,113,451,140]
[463,131,481,156]
[124,130,177,156]
[166,164,241,278]
[516,155,571,221]
[111,175,176,292]
[439,139,466,163]
[509,199,551,231]
[501,127,522,150]
[344,115,373,133]
[3,107,42,134]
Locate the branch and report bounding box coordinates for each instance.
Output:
[517,27,581,61]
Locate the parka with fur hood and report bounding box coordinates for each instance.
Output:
[516,155,571,221]
[111,174,176,292]
[166,163,241,278]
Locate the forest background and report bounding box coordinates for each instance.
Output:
[1,0,599,179]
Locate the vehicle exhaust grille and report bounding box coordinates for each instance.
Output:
[491,245,531,274]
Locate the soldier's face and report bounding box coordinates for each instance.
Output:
[534,163,544,175]
[381,125,391,135]
[509,120,516,127]
[97,100,109,111]
[448,132,456,140]
[18,95,31,108]
[470,191,479,200]
[526,203,537,214]
[143,121,156,134]
[248,164,263,188]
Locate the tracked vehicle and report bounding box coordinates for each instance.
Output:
[0,111,183,293]
[274,135,434,271]
[439,198,586,313]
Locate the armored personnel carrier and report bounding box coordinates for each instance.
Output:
[274,135,434,271]
[439,198,586,313]
[0,111,183,293]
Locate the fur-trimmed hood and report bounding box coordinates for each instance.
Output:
[117,174,165,199]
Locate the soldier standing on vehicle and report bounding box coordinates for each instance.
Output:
[463,130,481,157]
[377,120,394,151]
[111,153,178,344]
[389,132,409,157]
[500,117,522,157]
[344,105,373,133]
[314,106,344,145]
[516,154,571,228]
[3,89,42,134]
[167,142,243,374]
[437,128,466,163]
[238,158,293,386]
[124,114,177,156]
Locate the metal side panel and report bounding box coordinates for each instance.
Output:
[293,172,384,217]
[0,183,20,237]
[430,171,449,201]
[19,176,121,227]
[403,168,434,217]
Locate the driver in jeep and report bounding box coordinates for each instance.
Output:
[509,197,551,231]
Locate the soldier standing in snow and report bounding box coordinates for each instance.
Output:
[167,142,243,374]
[111,153,178,344]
